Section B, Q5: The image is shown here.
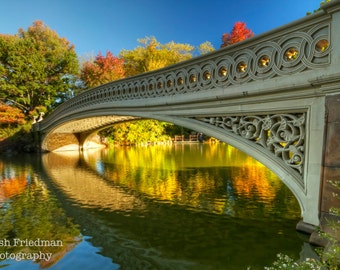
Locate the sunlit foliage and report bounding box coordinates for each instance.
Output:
[80,51,125,88]
[198,41,215,55]
[101,120,172,145]
[93,37,197,145]
[0,102,26,126]
[120,36,194,77]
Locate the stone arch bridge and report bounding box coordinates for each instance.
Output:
[34,1,340,240]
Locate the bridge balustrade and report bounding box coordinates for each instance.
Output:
[38,9,331,130]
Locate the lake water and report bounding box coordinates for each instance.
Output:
[0,143,317,269]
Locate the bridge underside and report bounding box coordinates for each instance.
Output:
[41,115,140,151]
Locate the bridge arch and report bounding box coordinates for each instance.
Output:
[158,116,307,214]
[38,91,323,228]
[42,113,307,208]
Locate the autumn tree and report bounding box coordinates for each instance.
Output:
[80,51,125,88]
[198,41,215,55]
[120,36,194,76]
[87,37,195,145]
[0,20,79,115]
[220,22,254,48]
[80,37,201,145]
[0,102,26,126]
[112,37,196,144]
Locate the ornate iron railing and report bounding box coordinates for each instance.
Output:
[41,12,330,127]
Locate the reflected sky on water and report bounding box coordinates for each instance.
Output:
[0,143,317,269]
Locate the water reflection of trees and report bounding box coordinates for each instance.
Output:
[0,175,27,202]
[0,160,81,267]
[41,145,303,269]
[83,143,300,220]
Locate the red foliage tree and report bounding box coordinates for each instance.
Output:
[80,51,125,88]
[220,22,254,48]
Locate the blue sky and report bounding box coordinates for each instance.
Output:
[0,0,323,57]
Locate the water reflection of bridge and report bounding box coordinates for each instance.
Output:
[41,150,314,268]
[42,152,145,212]
[35,1,340,241]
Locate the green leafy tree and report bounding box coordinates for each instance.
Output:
[101,120,171,145]
[0,20,79,115]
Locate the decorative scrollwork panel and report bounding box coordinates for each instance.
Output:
[195,113,306,175]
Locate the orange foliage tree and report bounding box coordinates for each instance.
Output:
[80,51,125,88]
[220,21,254,48]
[0,103,26,126]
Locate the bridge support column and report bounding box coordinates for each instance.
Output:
[77,132,106,151]
[310,93,340,245]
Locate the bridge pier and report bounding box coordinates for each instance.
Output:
[295,93,340,246]
[309,93,340,245]
[78,132,106,151]
[321,94,340,217]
